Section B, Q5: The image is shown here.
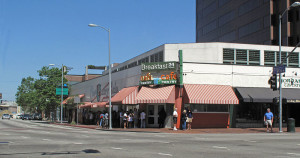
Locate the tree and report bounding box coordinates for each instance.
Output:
[15,77,37,113]
[15,66,69,118]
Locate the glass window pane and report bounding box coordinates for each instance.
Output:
[207,104,229,112]
[264,51,275,66]
[223,48,234,64]
[249,50,260,65]
[289,52,299,67]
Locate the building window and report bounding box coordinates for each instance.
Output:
[238,0,260,16]
[186,104,229,113]
[264,51,298,67]
[219,10,235,26]
[223,48,260,65]
[288,52,299,67]
[138,57,149,65]
[202,20,217,35]
[203,1,217,17]
[236,49,247,65]
[223,48,234,64]
[264,51,276,66]
[238,20,261,38]
[218,0,230,7]
[150,52,164,63]
[249,50,260,65]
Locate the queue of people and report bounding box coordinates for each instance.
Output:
[81,107,194,130]
[120,108,146,129]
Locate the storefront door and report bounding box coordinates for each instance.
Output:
[147,104,165,128]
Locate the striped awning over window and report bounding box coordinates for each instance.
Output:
[184,84,239,104]
[136,85,175,104]
[111,86,138,104]
[79,102,92,108]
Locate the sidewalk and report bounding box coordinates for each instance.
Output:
[52,123,300,134]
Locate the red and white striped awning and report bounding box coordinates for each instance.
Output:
[63,94,85,104]
[136,85,175,104]
[184,84,239,104]
[111,86,138,104]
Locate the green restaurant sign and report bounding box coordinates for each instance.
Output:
[140,62,178,85]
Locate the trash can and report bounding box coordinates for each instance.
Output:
[287,118,295,133]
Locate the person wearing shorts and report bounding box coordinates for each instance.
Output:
[173,108,178,131]
[186,107,193,130]
[264,108,274,133]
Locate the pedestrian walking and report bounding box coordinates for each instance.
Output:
[158,108,166,128]
[128,112,133,128]
[264,108,274,133]
[181,109,187,130]
[140,110,146,128]
[99,112,105,128]
[173,108,178,130]
[186,107,193,130]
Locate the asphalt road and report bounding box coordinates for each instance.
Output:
[0,119,300,158]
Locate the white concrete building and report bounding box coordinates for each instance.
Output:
[69,43,300,128]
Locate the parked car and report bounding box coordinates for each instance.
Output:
[32,113,42,120]
[2,114,10,120]
[22,114,33,120]
[16,114,22,119]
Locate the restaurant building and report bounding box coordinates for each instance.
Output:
[68,42,300,128]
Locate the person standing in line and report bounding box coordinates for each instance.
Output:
[181,109,187,130]
[140,110,146,128]
[128,112,134,128]
[123,111,128,129]
[264,108,274,133]
[186,107,193,130]
[104,111,109,129]
[119,110,123,128]
[173,108,178,131]
[89,112,94,125]
[99,112,104,128]
[158,108,166,128]
[133,108,139,128]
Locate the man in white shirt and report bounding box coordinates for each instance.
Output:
[140,110,146,128]
[173,108,178,131]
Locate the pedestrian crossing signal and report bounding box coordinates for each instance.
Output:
[268,74,277,91]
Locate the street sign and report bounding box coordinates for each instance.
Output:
[56,88,68,95]
[74,96,80,103]
[273,65,286,74]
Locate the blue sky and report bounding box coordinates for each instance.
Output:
[0,0,195,101]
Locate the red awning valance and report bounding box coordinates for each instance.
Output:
[111,86,138,104]
[63,94,85,104]
[136,85,175,104]
[91,102,107,108]
[79,102,92,108]
[184,84,239,104]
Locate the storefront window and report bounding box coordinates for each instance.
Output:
[185,104,229,113]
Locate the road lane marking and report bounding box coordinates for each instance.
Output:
[81,135,89,137]
[160,142,170,144]
[287,153,300,156]
[155,135,166,137]
[21,136,29,139]
[213,146,230,150]
[244,140,257,143]
[297,144,300,146]
[74,142,83,145]
[112,147,123,150]
[158,153,173,156]
[42,139,51,141]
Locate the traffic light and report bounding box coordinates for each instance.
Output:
[268,74,277,91]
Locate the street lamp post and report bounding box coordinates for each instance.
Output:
[49,64,70,123]
[278,2,300,133]
[88,23,112,129]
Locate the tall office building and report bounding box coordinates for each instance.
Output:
[196,0,300,46]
